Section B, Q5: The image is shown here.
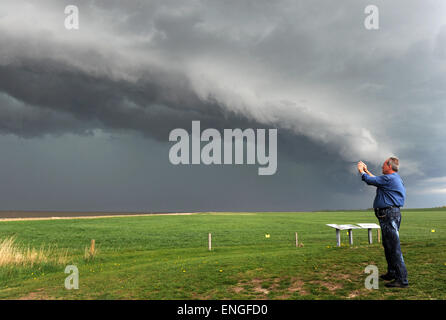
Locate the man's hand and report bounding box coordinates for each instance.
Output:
[357,161,375,176]
[357,161,366,174]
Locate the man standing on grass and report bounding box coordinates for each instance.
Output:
[357,157,409,288]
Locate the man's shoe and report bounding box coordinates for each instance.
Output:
[385,280,409,288]
[380,273,396,281]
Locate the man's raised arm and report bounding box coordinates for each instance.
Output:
[357,161,389,187]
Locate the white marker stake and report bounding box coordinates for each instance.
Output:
[295,232,298,247]
[90,239,95,256]
[208,233,212,251]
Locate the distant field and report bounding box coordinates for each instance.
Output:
[0,209,445,300]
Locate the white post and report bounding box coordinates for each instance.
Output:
[295,232,298,247]
[208,233,212,251]
[368,228,373,244]
[336,229,341,247]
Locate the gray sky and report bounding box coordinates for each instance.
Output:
[0,0,445,211]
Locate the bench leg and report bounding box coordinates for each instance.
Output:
[368,228,373,244]
[336,229,341,247]
[348,229,353,245]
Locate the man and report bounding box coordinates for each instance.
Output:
[357,157,409,288]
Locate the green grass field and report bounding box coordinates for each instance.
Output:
[0,209,445,300]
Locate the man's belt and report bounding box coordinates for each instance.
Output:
[375,206,400,218]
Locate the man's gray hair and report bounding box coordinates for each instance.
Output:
[388,157,399,172]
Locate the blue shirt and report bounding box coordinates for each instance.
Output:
[361,172,406,209]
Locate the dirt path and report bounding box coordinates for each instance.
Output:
[0,212,198,222]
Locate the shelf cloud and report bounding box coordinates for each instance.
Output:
[0,0,445,210]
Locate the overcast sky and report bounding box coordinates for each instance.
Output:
[0,0,445,212]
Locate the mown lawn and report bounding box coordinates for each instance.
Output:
[0,209,445,299]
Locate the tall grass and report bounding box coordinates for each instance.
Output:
[0,237,68,267]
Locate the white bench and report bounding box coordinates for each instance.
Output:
[326,223,381,246]
[356,223,381,244]
[326,224,361,247]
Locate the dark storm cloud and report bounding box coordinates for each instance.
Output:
[0,0,442,169]
[0,0,445,210]
[0,92,95,137]
[1,0,391,163]
[0,57,242,139]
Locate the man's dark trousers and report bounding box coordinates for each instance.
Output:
[374,207,408,285]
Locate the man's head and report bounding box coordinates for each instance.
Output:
[382,157,399,174]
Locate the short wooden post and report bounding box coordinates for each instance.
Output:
[368,228,373,244]
[295,232,298,247]
[90,239,95,255]
[336,229,341,247]
[348,229,353,245]
[377,229,381,243]
[208,233,212,251]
